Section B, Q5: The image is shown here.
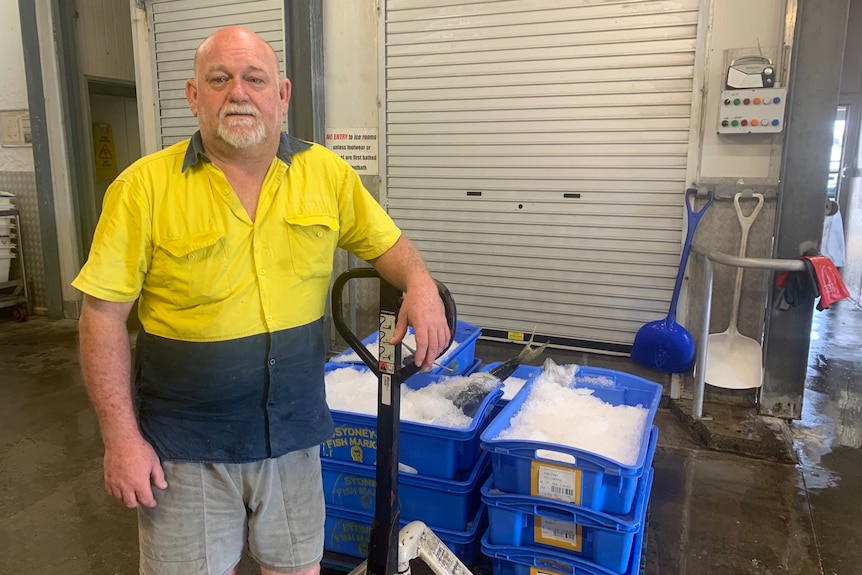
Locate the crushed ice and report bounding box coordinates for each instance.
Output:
[325,366,494,428]
[495,359,648,466]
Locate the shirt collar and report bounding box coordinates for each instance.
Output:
[181,131,313,172]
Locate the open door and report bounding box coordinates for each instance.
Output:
[88,81,142,330]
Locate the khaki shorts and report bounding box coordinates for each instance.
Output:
[138,447,324,575]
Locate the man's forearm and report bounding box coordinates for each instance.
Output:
[369,236,435,291]
[78,296,141,448]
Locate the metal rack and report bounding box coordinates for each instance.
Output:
[0,208,29,321]
[690,243,805,420]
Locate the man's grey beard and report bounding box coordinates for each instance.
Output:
[217,105,267,148]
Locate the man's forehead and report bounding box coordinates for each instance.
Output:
[195,30,279,74]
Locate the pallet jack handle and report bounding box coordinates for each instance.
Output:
[331,268,458,575]
[331,268,457,377]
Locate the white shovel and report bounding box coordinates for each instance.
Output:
[705,192,765,389]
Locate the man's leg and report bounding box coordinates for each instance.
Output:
[246,447,326,575]
[138,460,246,575]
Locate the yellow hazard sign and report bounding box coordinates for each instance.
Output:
[92,123,118,182]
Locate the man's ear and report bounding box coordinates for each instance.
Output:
[280,78,292,115]
[186,79,199,116]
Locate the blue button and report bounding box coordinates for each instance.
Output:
[269,358,276,366]
[772,119,780,126]
[773,97,781,104]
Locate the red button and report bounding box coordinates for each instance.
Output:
[741,119,748,126]
[743,98,751,105]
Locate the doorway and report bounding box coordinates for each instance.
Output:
[87,82,141,220]
[87,80,142,329]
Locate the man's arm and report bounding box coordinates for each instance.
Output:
[78,294,167,508]
[368,236,451,371]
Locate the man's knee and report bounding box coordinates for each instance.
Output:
[261,564,320,575]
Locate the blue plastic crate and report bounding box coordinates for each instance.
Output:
[330,319,481,377]
[321,450,491,531]
[482,452,654,574]
[322,359,500,479]
[480,366,662,515]
[324,502,488,565]
[481,511,647,575]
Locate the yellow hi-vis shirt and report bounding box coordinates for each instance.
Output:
[72,132,402,342]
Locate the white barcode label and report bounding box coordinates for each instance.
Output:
[534,464,578,504]
[381,374,391,406]
[536,517,582,552]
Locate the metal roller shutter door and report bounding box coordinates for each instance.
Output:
[383,0,702,352]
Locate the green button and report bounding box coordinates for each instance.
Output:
[733,98,741,105]
[731,120,739,127]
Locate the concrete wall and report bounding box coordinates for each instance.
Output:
[699,0,786,181]
[0,2,34,173]
[0,1,44,309]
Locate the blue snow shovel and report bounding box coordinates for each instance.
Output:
[631,188,714,373]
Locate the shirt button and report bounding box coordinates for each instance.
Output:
[187,254,196,261]
[316,231,323,237]
[269,358,276,366]
[259,269,266,275]
[266,315,273,321]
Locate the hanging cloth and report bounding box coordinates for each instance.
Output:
[802,255,850,310]
[821,200,846,267]
[775,253,850,311]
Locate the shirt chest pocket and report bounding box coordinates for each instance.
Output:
[153,232,231,308]
[284,214,340,279]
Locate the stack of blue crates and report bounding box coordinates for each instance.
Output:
[479,366,662,575]
[321,320,496,564]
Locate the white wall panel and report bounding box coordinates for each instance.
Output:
[383,0,701,349]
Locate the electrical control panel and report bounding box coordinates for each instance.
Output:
[718,88,787,134]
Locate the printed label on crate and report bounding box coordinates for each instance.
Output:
[321,425,377,464]
[530,566,568,575]
[330,473,376,511]
[534,517,583,552]
[531,461,582,505]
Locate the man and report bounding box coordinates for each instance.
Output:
[73,26,450,575]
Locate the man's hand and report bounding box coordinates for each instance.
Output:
[392,278,451,371]
[370,237,452,371]
[103,436,168,509]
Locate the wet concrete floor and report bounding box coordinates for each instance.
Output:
[0,301,859,574]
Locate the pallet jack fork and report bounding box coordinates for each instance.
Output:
[331,269,470,575]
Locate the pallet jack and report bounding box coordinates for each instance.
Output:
[330,268,545,575]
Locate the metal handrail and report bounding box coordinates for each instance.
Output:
[690,243,806,420]
[692,243,806,271]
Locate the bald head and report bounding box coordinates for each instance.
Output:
[194,26,280,78]
[185,25,291,159]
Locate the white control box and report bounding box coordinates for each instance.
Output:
[718,88,787,134]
